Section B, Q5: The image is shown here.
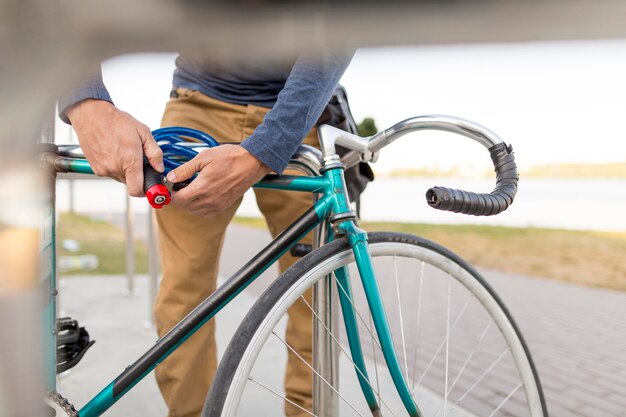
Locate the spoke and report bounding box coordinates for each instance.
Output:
[443,275,451,417]
[333,272,382,351]
[299,296,396,416]
[487,382,523,417]
[433,321,493,416]
[271,331,367,417]
[411,260,425,389]
[413,294,474,392]
[393,256,410,383]
[248,376,318,417]
[447,321,493,396]
[456,347,511,405]
[431,321,494,417]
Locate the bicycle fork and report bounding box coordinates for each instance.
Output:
[336,221,422,417]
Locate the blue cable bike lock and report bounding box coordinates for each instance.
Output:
[143,127,220,208]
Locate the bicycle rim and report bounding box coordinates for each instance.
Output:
[205,232,547,417]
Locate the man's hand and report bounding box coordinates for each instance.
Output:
[66,99,164,197]
[167,145,271,217]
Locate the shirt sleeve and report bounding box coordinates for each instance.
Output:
[240,52,354,174]
[57,66,114,124]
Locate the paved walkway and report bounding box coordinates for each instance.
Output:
[487,271,626,417]
[57,224,626,417]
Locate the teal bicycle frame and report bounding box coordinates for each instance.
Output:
[46,153,421,417]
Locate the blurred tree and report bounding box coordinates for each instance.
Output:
[357,117,378,137]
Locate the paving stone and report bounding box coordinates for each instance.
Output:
[577,405,625,417]
[606,393,626,409]
[538,376,570,393]
[55,224,626,416]
[560,388,626,415]
[544,403,585,417]
[543,390,585,410]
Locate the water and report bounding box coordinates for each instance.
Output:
[56,177,626,232]
[360,177,626,231]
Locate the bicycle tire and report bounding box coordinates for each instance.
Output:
[204,232,548,417]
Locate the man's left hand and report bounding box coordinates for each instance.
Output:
[167,145,271,217]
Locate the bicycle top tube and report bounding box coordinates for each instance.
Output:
[47,142,355,223]
[50,143,324,179]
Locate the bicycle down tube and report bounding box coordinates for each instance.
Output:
[48,160,416,416]
[73,190,330,416]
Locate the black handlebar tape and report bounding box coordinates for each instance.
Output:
[426,142,518,216]
[143,159,163,193]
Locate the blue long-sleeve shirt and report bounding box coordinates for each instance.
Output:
[60,53,352,174]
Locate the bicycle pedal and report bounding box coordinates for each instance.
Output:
[290,244,312,257]
[56,317,95,374]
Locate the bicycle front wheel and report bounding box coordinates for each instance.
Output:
[205,232,547,417]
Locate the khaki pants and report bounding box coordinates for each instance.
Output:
[153,88,317,417]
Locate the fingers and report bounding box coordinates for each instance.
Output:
[124,153,145,197]
[169,146,268,218]
[139,127,164,173]
[166,151,210,184]
[69,101,159,198]
[171,170,231,216]
[170,172,206,207]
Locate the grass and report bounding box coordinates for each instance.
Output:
[57,213,148,275]
[362,222,626,292]
[234,216,626,292]
[57,213,626,292]
[523,162,626,178]
[385,162,626,179]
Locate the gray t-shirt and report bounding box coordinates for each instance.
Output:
[173,54,293,107]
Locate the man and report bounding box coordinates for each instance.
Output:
[60,51,353,417]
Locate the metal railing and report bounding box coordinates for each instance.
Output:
[57,175,161,326]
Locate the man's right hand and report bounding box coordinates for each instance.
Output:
[66,99,164,197]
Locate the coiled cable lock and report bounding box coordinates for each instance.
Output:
[143,127,220,209]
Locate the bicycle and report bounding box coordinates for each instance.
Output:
[43,115,548,417]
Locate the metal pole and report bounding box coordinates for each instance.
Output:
[67,120,75,215]
[313,217,339,417]
[68,179,75,214]
[1,166,49,416]
[145,209,159,327]
[124,193,135,295]
[42,116,58,390]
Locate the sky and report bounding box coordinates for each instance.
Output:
[57,39,626,174]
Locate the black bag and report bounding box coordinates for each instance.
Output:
[316,86,375,204]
